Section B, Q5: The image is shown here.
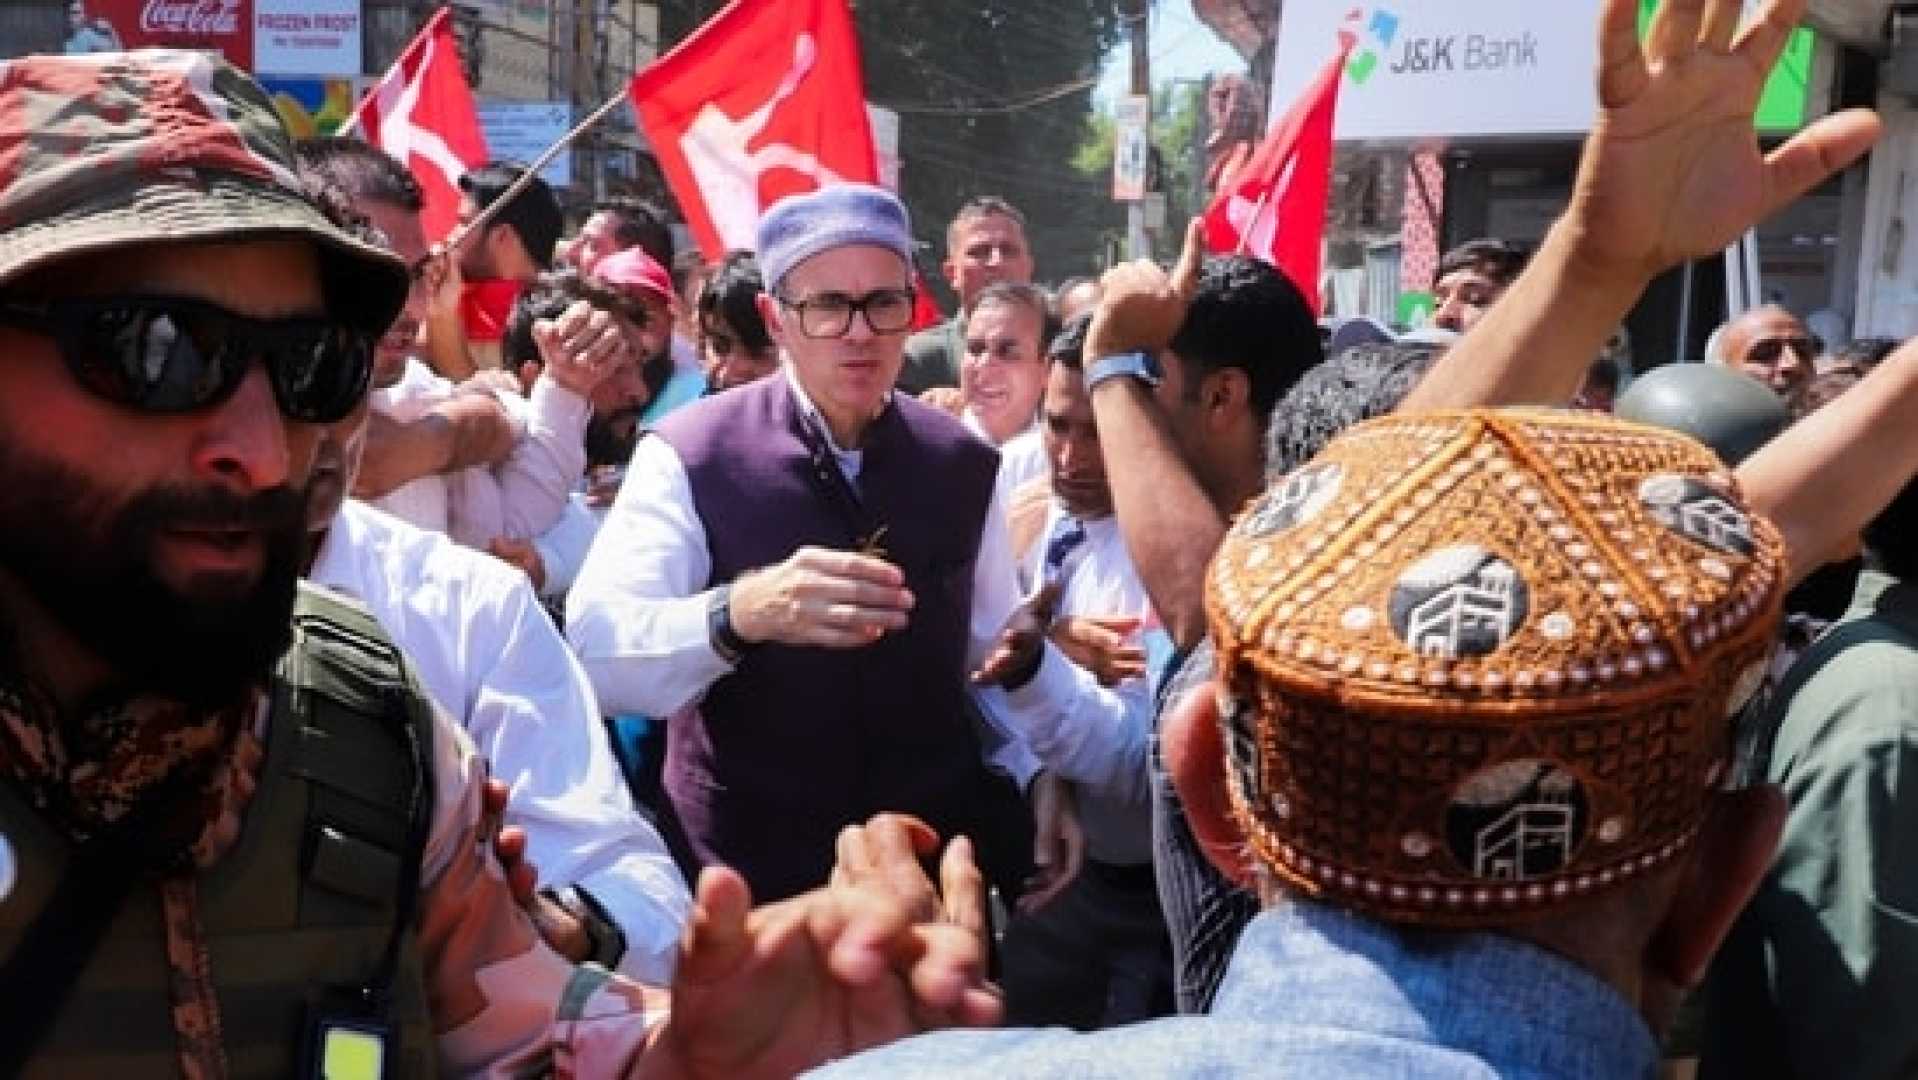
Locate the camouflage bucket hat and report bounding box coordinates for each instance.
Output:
[0,50,406,334]
[1206,408,1785,927]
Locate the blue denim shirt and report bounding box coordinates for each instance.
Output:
[811,899,1658,1079]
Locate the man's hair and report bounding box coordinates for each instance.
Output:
[461,161,564,270]
[1435,238,1529,289]
[1168,256,1322,425]
[1836,336,1900,372]
[1264,341,1441,480]
[1047,311,1092,373]
[969,281,1057,346]
[503,269,673,402]
[697,250,772,352]
[294,137,423,213]
[594,195,675,268]
[945,195,1026,252]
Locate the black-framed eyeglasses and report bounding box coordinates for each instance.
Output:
[776,287,916,339]
[0,294,374,423]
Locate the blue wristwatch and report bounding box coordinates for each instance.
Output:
[1084,350,1163,392]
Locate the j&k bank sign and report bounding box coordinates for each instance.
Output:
[1271,1,1601,141]
[1271,1,1817,142]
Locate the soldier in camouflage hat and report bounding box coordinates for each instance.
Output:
[0,50,996,1076]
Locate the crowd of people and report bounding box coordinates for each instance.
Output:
[3,0,1918,1075]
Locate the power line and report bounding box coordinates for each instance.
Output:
[890,76,1100,116]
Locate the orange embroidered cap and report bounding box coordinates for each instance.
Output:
[1205,408,1785,925]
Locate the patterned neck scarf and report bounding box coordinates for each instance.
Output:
[0,632,261,1078]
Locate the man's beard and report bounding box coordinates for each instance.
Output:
[0,434,307,708]
[586,405,645,468]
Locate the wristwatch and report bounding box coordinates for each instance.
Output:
[1084,350,1163,392]
[544,884,627,969]
[707,583,751,666]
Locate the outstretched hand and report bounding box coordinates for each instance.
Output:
[1567,0,1878,281]
[640,858,1001,1079]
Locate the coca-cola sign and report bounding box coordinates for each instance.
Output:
[139,0,242,35]
[76,0,254,67]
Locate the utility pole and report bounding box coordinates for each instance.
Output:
[1127,0,1150,260]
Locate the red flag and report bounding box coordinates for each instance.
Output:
[631,0,879,261]
[910,269,944,331]
[1200,44,1349,314]
[347,7,488,242]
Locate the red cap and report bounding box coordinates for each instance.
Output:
[594,247,674,306]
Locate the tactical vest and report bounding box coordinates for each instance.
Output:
[0,584,437,1077]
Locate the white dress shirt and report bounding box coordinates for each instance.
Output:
[310,499,691,983]
[370,357,587,550]
[991,428,1050,513]
[534,492,609,601]
[1005,499,1156,866]
[567,367,1043,786]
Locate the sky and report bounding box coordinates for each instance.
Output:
[1094,0,1248,107]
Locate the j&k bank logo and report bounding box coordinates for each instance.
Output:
[1340,6,1398,85]
[1341,4,1539,85]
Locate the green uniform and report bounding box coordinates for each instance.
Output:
[1704,569,1918,1079]
[0,585,436,1077]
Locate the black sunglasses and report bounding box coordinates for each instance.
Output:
[0,295,374,423]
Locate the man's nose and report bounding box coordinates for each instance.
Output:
[190,364,294,493]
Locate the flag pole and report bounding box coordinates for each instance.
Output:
[440,88,631,254]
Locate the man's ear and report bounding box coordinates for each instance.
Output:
[1203,367,1251,424]
[1162,681,1259,890]
[1646,783,1786,989]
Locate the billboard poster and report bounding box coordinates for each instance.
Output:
[67,0,253,69]
[257,76,360,137]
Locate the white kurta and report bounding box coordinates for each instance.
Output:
[370,357,587,550]
[310,499,691,983]
[566,368,1052,786]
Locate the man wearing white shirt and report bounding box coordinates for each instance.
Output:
[296,138,614,553]
[568,184,1059,903]
[959,282,1054,512]
[301,391,691,985]
[986,314,1169,1028]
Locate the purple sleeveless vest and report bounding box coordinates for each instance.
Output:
[652,376,1018,901]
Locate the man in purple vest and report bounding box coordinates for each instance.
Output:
[568,184,1057,903]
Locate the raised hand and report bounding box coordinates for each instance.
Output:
[636,864,1001,1079]
[1567,0,1879,281]
[536,298,632,397]
[1085,218,1206,363]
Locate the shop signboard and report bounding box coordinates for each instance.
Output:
[1272,0,1816,141]
[477,100,572,186]
[254,0,360,77]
